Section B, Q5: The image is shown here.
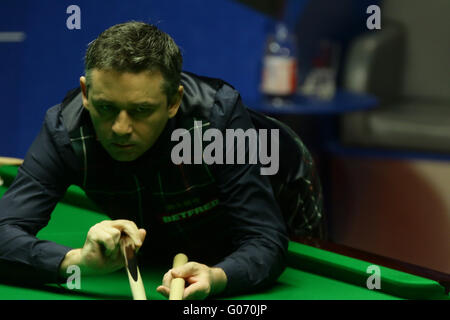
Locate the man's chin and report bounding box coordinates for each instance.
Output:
[113,156,138,162]
[107,150,141,162]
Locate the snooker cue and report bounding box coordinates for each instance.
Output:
[0,157,23,166]
[120,236,147,300]
[169,253,188,300]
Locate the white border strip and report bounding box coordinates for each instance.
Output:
[0,32,26,42]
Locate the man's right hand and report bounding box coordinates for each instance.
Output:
[59,220,146,277]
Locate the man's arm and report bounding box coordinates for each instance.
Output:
[156,88,288,300]
[210,92,289,296]
[0,113,75,284]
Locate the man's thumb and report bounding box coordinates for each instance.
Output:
[138,228,147,242]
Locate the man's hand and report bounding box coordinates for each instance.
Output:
[157,262,227,300]
[59,220,146,277]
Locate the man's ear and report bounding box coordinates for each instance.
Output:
[80,76,89,110]
[168,85,184,119]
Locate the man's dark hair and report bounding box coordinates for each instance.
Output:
[84,21,183,105]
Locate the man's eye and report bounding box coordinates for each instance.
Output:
[135,107,153,114]
[96,105,115,114]
[100,105,112,111]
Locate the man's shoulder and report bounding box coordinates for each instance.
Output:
[59,88,85,134]
[181,71,232,93]
[179,71,241,128]
[39,88,80,139]
[38,88,88,155]
[44,87,83,127]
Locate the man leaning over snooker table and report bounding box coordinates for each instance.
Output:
[0,21,325,299]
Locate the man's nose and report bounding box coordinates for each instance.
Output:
[112,110,133,136]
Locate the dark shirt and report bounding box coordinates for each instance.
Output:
[0,72,296,296]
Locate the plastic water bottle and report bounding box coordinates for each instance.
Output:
[261,23,298,107]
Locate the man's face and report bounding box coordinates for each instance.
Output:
[80,69,182,162]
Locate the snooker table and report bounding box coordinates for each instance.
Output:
[0,165,448,300]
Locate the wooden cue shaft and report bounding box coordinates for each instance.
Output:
[0,157,23,166]
[169,253,188,300]
[120,238,147,300]
[125,264,146,300]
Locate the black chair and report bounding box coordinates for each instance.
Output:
[248,108,327,240]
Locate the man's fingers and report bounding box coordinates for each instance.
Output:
[183,282,209,300]
[171,262,196,278]
[88,228,119,256]
[134,229,147,254]
[156,285,170,298]
[87,221,145,258]
[138,228,147,241]
[162,269,174,288]
[109,220,144,247]
[158,262,213,300]
[169,262,212,300]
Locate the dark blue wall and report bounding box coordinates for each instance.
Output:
[0,0,374,158]
[1,0,271,158]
